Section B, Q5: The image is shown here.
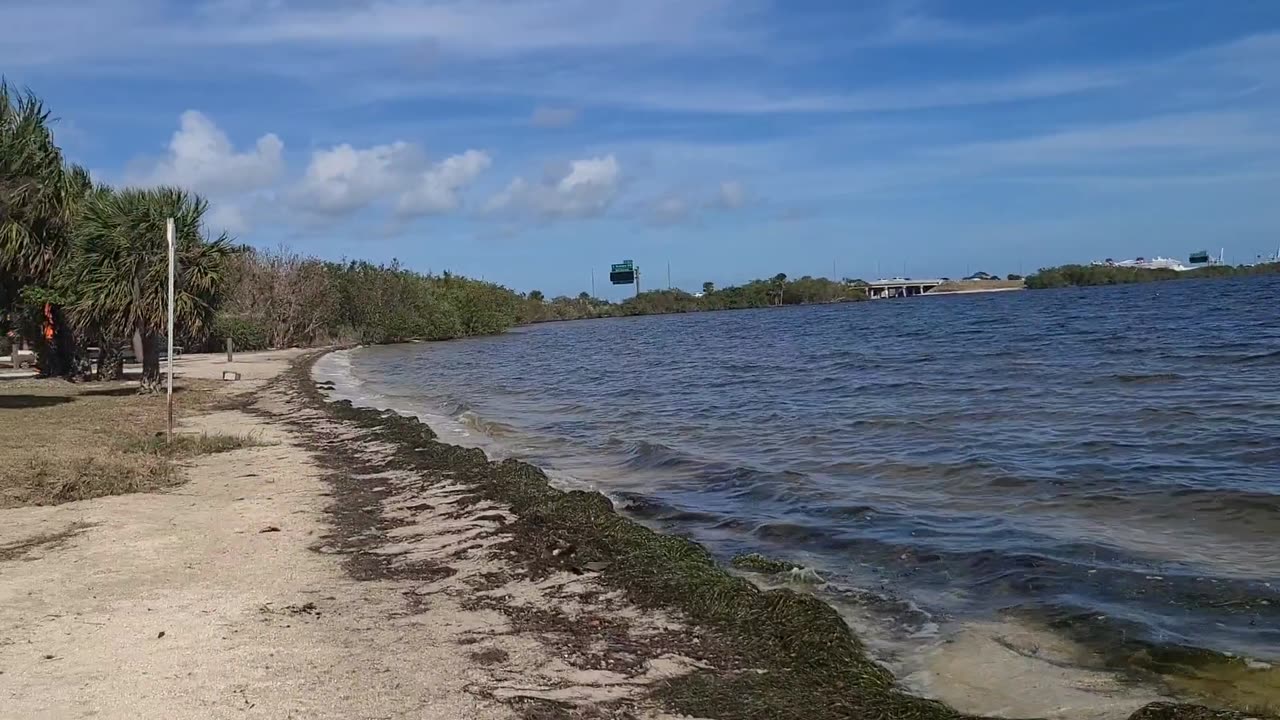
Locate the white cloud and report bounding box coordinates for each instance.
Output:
[205,203,249,235]
[716,180,747,209]
[213,0,747,56]
[396,149,492,217]
[139,110,283,195]
[530,106,579,128]
[860,2,1068,49]
[0,0,751,67]
[293,141,489,218]
[924,111,1280,167]
[645,180,751,224]
[293,141,423,215]
[489,154,622,219]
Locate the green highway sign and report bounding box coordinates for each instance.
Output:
[610,259,637,286]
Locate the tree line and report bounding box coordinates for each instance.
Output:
[1025,262,1280,289]
[214,250,520,350]
[517,274,867,323]
[1,84,523,388]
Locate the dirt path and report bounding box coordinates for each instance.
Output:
[0,351,699,719]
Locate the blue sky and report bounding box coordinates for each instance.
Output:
[5,0,1280,298]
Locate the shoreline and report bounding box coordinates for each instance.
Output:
[294,348,1257,720]
[0,349,1263,719]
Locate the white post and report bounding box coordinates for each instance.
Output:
[166,218,176,439]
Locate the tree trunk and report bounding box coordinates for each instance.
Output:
[139,329,161,393]
[98,343,125,381]
[35,305,83,380]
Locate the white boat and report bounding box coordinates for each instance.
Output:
[1095,249,1225,272]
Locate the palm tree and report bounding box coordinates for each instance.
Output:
[64,187,237,392]
[0,81,95,376]
[771,273,787,306]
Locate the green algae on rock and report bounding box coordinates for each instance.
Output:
[731,552,799,575]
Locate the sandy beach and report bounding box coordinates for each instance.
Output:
[0,351,709,719]
[0,351,1255,720]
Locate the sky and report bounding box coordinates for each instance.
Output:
[4,0,1280,298]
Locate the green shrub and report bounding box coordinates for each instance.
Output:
[212,314,270,351]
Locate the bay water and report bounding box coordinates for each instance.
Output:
[316,276,1280,715]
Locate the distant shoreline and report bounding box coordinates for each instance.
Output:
[1026,262,1280,289]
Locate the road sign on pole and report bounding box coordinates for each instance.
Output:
[609,259,637,286]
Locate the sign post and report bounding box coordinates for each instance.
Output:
[166,218,176,440]
[609,260,640,297]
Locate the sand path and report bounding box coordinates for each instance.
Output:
[0,351,692,719]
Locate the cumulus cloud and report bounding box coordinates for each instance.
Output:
[293,141,423,215]
[396,149,492,217]
[530,106,579,128]
[488,154,621,219]
[139,110,283,195]
[294,142,490,218]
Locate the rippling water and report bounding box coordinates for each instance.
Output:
[318,277,1280,679]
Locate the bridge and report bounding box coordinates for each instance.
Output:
[862,278,944,299]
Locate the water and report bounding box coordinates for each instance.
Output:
[317,277,1280,708]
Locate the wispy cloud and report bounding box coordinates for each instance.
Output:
[924,111,1280,167]
[0,0,758,66]
[858,1,1070,49]
[530,106,580,129]
[350,66,1123,116]
[214,0,755,54]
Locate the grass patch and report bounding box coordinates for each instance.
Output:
[124,431,268,458]
[0,378,223,509]
[9,455,176,506]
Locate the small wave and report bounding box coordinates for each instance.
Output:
[618,439,704,472]
[1229,348,1280,365]
[613,492,723,524]
[752,521,836,545]
[458,410,516,437]
[1108,372,1186,384]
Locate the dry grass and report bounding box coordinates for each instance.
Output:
[124,431,268,458]
[0,378,230,508]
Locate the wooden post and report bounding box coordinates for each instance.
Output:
[166,218,175,441]
[226,337,234,363]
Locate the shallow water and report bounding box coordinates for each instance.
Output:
[317,277,1280,712]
